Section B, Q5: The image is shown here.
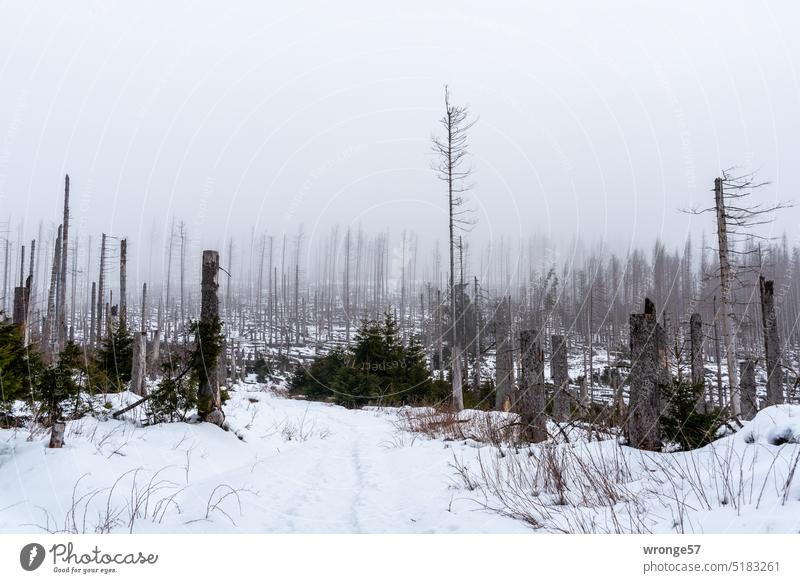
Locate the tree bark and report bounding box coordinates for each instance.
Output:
[494,298,514,411]
[197,250,224,426]
[689,312,705,412]
[550,334,569,420]
[56,174,69,353]
[625,299,668,451]
[759,276,783,406]
[714,177,740,416]
[739,358,757,420]
[97,234,106,343]
[48,421,65,448]
[119,238,127,328]
[517,329,547,443]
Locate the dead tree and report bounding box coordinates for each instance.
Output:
[625,298,669,451]
[12,246,28,335]
[12,286,28,335]
[494,298,514,411]
[56,174,69,353]
[48,421,65,449]
[550,334,570,420]
[89,281,97,348]
[43,226,62,361]
[739,358,757,420]
[689,312,705,411]
[119,238,127,328]
[197,250,224,426]
[517,329,547,442]
[131,283,147,396]
[759,276,783,406]
[97,234,107,343]
[150,296,162,380]
[687,170,791,416]
[432,85,477,411]
[713,176,740,415]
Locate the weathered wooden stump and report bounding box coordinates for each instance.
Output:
[517,329,547,443]
[759,277,783,407]
[689,312,705,412]
[739,358,758,420]
[197,250,224,427]
[625,299,669,451]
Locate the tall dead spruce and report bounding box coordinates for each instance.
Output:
[686,170,791,416]
[432,85,477,411]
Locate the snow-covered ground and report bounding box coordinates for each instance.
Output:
[1,383,798,534]
[0,385,526,534]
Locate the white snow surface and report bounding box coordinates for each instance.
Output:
[0,384,798,534]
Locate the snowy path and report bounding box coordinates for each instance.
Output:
[0,387,526,534]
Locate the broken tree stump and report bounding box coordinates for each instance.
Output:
[689,312,705,412]
[197,250,225,427]
[625,298,669,451]
[759,277,783,407]
[517,329,547,443]
[740,358,758,420]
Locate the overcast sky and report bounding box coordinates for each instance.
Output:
[1,0,799,266]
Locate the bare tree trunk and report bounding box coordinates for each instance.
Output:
[495,298,514,411]
[714,177,740,416]
[344,228,351,344]
[89,281,96,348]
[25,238,35,344]
[179,222,186,342]
[471,276,481,393]
[739,358,757,420]
[43,226,62,362]
[12,285,28,335]
[131,283,147,396]
[197,250,224,426]
[97,234,107,343]
[517,329,547,442]
[150,306,161,382]
[48,421,66,449]
[759,276,783,406]
[626,298,668,451]
[712,296,725,408]
[119,238,127,328]
[689,312,705,411]
[550,334,569,420]
[610,366,623,418]
[56,174,69,353]
[69,239,77,341]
